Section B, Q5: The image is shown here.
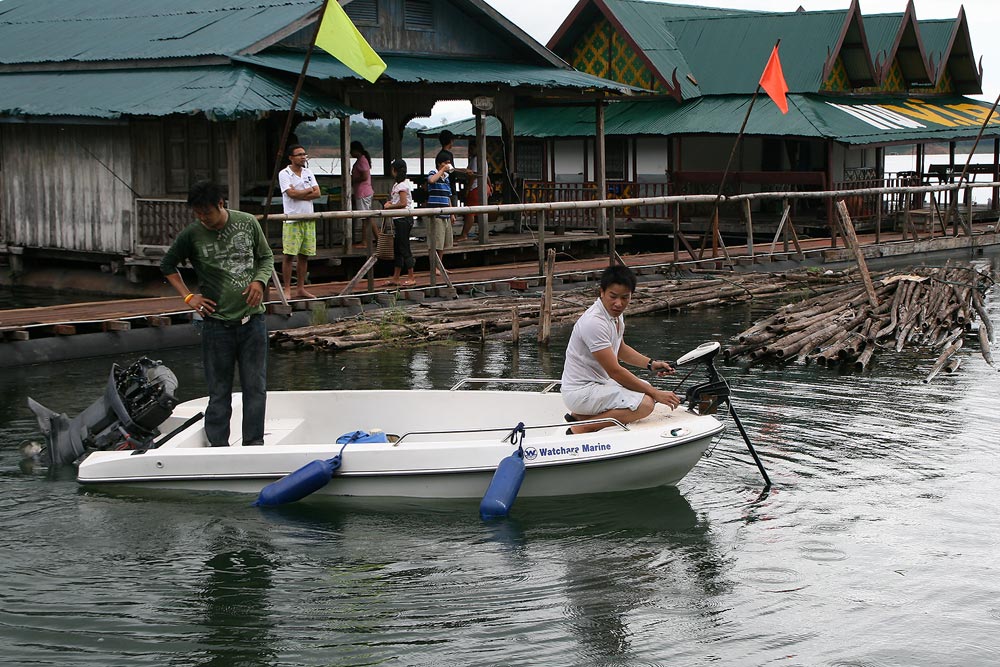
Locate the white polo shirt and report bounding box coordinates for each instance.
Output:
[561,298,624,391]
[279,166,317,218]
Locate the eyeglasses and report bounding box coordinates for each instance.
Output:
[291,153,308,158]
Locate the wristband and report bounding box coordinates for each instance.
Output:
[646,359,654,372]
[183,293,195,304]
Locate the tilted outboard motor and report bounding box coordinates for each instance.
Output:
[28,357,179,467]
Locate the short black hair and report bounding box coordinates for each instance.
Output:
[435,150,453,167]
[286,143,305,158]
[187,181,225,209]
[599,264,636,292]
[439,130,454,147]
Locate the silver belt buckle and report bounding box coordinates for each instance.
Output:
[241,315,251,326]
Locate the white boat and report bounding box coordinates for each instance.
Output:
[32,342,761,504]
[75,382,724,498]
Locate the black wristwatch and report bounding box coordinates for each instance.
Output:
[646,359,655,372]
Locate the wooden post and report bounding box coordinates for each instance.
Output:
[875,186,882,244]
[476,109,489,243]
[538,248,556,345]
[340,115,352,254]
[608,207,617,265]
[226,121,241,212]
[538,209,546,276]
[782,197,790,253]
[511,305,520,346]
[964,185,973,236]
[673,202,680,263]
[427,214,437,288]
[594,100,607,236]
[339,255,378,296]
[834,200,879,308]
[743,199,754,259]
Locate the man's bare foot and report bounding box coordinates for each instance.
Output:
[400,279,416,287]
[454,236,468,242]
[294,289,317,299]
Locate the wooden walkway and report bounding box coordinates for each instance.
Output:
[2,222,998,347]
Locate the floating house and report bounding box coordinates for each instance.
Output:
[426,0,1000,234]
[0,0,631,283]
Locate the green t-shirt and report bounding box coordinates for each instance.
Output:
[161,209,274,322]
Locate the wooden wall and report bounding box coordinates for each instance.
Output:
[1,123,133,255]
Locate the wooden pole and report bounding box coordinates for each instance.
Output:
[340,110,353,255]
[743,199,754,259]
[834,200,879,308]
[511,305,520,346]
[538,209,546,276]
[673,202,680,263]
[595,100,607,236]
[476,108,489,243]
[339,255,379,296]
[538,248,556,345]
[608,207,617,265]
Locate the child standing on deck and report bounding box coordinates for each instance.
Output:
[426,151,455,281]
[381,159,416,287]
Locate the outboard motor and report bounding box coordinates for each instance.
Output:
[28,357,179,467]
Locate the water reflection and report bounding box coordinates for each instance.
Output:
[194,546,278,667]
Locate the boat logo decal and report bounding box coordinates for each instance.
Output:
[530,443,613,458]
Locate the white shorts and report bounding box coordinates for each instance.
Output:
[562,382,645,416]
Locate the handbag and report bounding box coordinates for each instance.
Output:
[376,219,395,260]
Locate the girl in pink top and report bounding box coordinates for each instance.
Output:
[350,141,377,248]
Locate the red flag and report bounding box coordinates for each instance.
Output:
[759,45,789,114]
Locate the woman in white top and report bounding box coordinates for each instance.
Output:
[380,159,416,287]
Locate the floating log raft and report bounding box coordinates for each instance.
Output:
[723,266,996,380]
[268,270,865,352]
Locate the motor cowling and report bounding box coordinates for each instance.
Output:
[28,357,179,467]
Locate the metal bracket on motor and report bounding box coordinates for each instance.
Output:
[675,342,771,489]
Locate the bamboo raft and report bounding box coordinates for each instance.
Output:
[269,270,863,352]
[723,265,995,381]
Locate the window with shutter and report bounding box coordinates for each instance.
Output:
[404,0,434,31]
[345,0,378,26]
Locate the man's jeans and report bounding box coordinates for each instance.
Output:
[201,314,267,446]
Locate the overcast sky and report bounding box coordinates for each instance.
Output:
[423,0,1000,126]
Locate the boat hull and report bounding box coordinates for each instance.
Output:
[77,389,724,499]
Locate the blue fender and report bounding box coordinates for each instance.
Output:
[253,457,341,507]
[479,449,526,519]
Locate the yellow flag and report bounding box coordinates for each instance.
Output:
[314,1,387,84]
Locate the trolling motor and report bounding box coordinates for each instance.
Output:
[675,342,772,489]
[28,357,179,467]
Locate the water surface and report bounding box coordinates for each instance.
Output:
[2,274,999,666]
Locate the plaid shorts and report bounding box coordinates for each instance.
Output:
[282,220,317,256]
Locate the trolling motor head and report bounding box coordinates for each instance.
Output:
[675,342,730,415]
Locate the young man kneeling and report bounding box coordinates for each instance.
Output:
[561,265,681,435]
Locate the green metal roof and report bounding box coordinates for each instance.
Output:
[662,11,859,96]
[237,50,641,94]
[422,95,1000,147]
[863,14,904,69]
[0,66,354,119]
[598,0,765,99]
[0,0,318,64]
[918,19,956,74]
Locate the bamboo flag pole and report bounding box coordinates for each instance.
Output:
[258,0,332,308]
[702,39,786,262]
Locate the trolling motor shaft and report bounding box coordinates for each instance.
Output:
[675,342,772,489]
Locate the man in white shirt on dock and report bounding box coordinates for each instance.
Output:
[561,265,681,435]
[279,144,320,299]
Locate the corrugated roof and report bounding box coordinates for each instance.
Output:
[662,11,853,95]
[422,95,1000,146]
[0,0,318,64]
[0,66,354,119]
[864,14,903,69]
[599,0,764,99]
[237,51,641,94]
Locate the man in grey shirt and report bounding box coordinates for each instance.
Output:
[561,265,680,435]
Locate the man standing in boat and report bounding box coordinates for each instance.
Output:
[161,181,273,447]
[562,264,681,434]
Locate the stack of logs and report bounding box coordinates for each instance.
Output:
[268,270,860,352]
[724,266,995,381]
